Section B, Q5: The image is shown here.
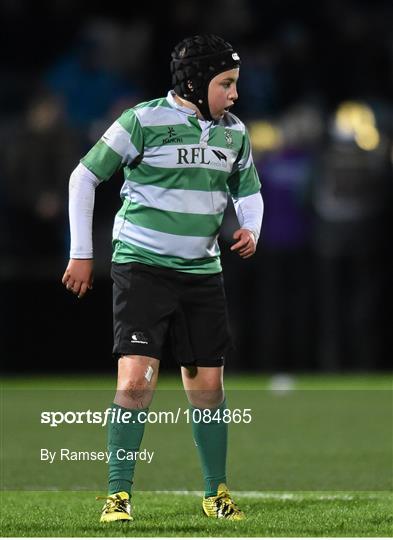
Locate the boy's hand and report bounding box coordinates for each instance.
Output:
[62,259,94,299]
[230,229,256,259]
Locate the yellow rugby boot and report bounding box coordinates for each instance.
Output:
[202,483,245,520]
[97,491,132,522]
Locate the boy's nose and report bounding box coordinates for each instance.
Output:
[230,88,238,101]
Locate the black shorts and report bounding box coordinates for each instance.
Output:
[111,262,232,367]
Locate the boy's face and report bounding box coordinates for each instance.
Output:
[208,68,239,120]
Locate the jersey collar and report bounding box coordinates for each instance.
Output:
[167,90,218,128]
[167,90,197,116]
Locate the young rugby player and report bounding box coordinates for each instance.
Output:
[62,34,263,522]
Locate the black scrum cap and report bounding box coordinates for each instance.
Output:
[170,34,240,121]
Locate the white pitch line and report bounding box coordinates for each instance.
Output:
[14,488,389,501]
[145,491,386,501]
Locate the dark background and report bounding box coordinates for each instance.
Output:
[1,0,392,374]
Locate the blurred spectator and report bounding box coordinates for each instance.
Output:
[44,20,142,131]
[250,104,323,371]
[237,41,279,119]
[2,92,82,265]
[312,101,392,370]
[276,22,317,108]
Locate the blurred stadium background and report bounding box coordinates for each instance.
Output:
[0,0,392,376]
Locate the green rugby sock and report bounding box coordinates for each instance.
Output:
[191,399,228,497]
[107,402,147,496]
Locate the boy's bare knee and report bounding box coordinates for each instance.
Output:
[118,355,157,384]
[115,355,159,408]
[187,388,224,409]
[181,365,224,408]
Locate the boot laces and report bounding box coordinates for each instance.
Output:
[216,492,240,517]
[96,494,129,513]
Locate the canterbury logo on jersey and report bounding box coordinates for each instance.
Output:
[176,147,228,167]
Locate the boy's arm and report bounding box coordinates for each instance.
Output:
[62,163,99,298]
[230,192,264,259]
[227,127,263,258]
[62,109,144,298]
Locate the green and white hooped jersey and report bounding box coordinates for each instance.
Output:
[81,91,261,273]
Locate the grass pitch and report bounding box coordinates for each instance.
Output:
[1,373,392,536]
[0,490,392,537]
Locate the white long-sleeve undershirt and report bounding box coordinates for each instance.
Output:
[68,163,264,258]
[232,192,264,243]
[69,162,100,259]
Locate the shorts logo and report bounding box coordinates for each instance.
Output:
[131,331,149,345]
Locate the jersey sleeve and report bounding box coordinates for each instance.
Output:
[81,108,144,181]
[227,128,261,198]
